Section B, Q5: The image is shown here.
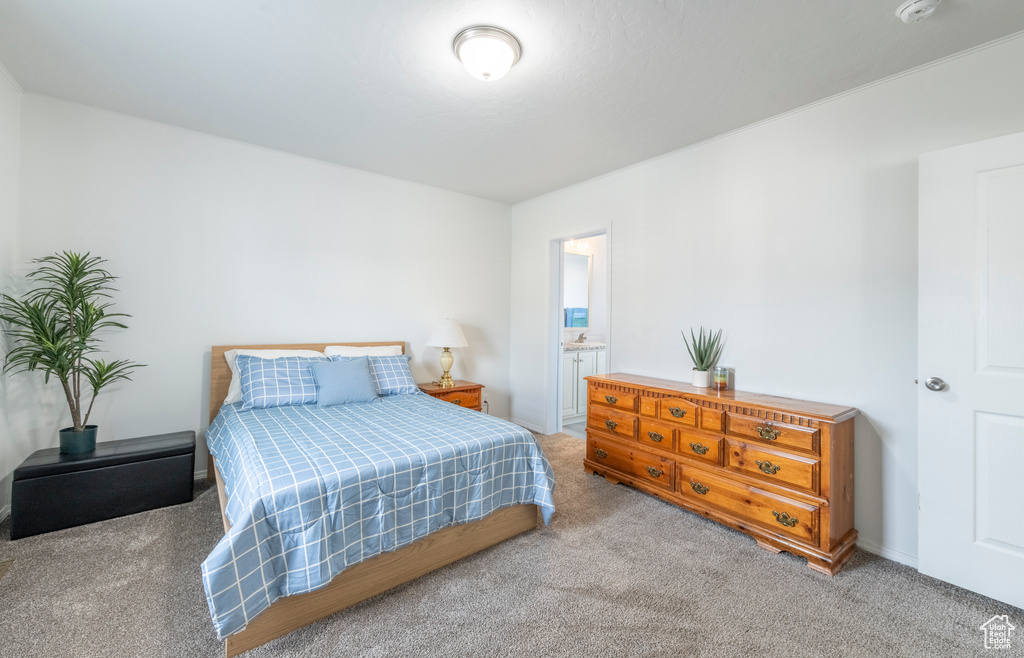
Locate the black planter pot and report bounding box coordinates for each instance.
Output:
[59,425,98,455]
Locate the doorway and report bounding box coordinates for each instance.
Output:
[553,231,609,438]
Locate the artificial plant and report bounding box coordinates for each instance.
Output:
[0,251,143,431]
[682,326,723,372]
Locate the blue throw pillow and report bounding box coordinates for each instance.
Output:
[237,354,328,410]
[331,354,419,396]
[311,358,379,407]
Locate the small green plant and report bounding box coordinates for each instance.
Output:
[0,251,143,431]
[682,327,723,372]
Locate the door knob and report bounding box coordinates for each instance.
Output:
[925,377,947,392]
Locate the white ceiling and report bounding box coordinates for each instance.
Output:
[2,1,1023,204]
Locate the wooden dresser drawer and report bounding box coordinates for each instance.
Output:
[657,397,699,427]
[677,464,819,545]
[588,439,674,490]
[588,405,637,440]
[677,432,722,466]
[639,419,675,450]
[435,388,480,409]
[640,397,658,417]
[726,440,819,494]
[726,414,819,454]
[590,387,638,413]
[700,408,725,432]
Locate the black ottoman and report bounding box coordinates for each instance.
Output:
[11,431,195,540]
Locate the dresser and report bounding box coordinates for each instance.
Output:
[418,380,484,411]
[584,373,858,575]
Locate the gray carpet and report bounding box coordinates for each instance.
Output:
[0,433,1019,657]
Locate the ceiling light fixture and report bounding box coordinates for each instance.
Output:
[896,0,941,24]
[453,26,521,81]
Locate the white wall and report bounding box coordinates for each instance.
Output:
[0,65,21,518]
[7,95,512,490]
[509,35,1024,565]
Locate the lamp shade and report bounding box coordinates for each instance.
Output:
[426,318,468,348]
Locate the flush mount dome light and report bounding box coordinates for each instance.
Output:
[453,26,521,81]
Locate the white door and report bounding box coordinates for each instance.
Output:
[596,349,608,375]
[919,130,1024,609]
[576,351,597,413]
[561,353,577,417]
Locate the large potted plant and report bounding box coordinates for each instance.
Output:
[682,326,723,388]
[0,252,143,454]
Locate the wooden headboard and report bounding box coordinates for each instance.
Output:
[209,341,405,423]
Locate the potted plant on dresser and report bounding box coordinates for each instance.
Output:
[682,326,722,388]
[0,252,143,454]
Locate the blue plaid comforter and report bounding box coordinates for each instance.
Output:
[201,392,555,639]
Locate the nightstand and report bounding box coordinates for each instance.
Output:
[418,380,484,411]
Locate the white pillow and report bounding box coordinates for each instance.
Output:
[222,349,326,405]
[323,345,404,358]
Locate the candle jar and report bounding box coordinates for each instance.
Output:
[713,367,729,391]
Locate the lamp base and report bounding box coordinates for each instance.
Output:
[438,347,455,388]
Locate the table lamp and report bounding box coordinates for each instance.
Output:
[426,318,468,387]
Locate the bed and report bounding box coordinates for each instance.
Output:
[202,342,555,657]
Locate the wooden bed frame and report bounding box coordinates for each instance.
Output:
[205,342,539,657]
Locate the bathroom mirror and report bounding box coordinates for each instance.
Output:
[563,252,591,328]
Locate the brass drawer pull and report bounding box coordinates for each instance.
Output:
[756,426,781,441]
[646,466,663,478]
[756,460,781,475]
[690,481,709,495]
[605,419,617,431]
[690,442,709,455]
[605,395,618,405]
[772,511,799,527]
[450,398,462,405]
[669,406,687,418]
[595,448,608,459]
[647,431,664,443]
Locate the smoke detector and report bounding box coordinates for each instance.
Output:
[896,0,941,24]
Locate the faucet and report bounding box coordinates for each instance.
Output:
[576,333,587,343]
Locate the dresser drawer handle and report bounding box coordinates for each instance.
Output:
[646,466,663,478]
[690,481,709,495]
[450,398,462,405]
[647,431,664,443]
[772,511,799,527]
[756,426,781,441]
[595,448,608,459]
[756,460,781,475]
[689,442,709,455]
[604,395,618,405]
[604,419,618,431]
[669,406,687,418]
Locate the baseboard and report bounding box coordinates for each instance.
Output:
[857,538,919,569]
[509,417,546,434]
